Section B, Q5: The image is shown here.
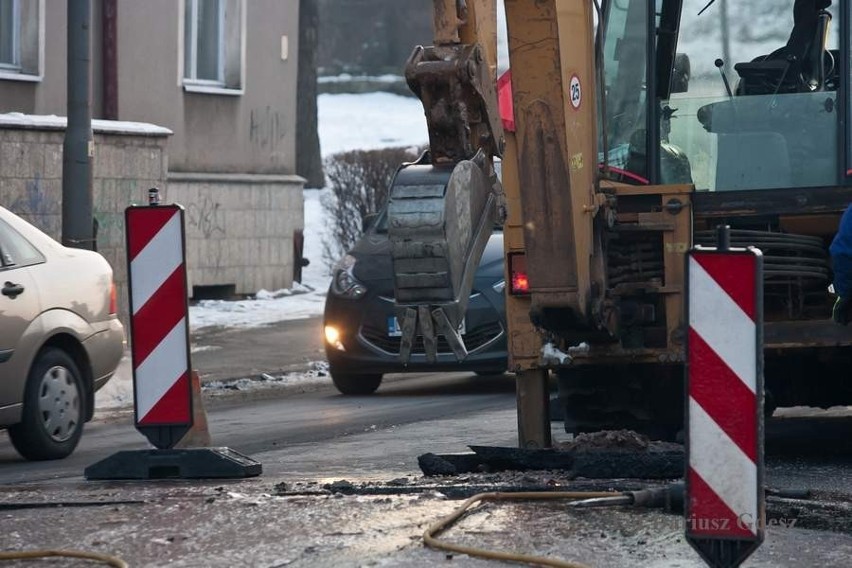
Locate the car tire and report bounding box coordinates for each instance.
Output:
[8,348,86,461]
[331,370,382,395]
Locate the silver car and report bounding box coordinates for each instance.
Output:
[0,206,125,460]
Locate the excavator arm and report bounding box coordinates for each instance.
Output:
[388,0,611,365]
[387,0,504,364]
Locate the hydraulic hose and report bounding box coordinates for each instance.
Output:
[423,490,616,568]
[423,484,686,567]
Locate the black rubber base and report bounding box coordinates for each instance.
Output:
[84,447,262,480]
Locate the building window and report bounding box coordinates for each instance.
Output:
[0,0,41,81]
[183,0,243,94]
[0,0,21,70]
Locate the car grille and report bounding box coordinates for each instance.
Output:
[360,321,503,355]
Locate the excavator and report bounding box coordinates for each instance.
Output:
[386,0,852,447]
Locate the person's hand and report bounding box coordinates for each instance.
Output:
[833,296,851,325]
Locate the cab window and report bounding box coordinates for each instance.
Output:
[600,0,652,183]
[663,0,840,191]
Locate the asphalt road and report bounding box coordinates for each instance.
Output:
[3,316,852,566]
[2,314,852,491]
[0,368,520,485]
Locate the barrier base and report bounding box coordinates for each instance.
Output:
[84,447,262,480]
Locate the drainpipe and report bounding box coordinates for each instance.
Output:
[62,0,94,251]
[102,0,118,120]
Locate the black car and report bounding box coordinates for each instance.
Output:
[323,211,507,395]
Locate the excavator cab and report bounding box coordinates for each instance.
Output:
[394,0,852,445]
[555,0,852,439]
[663,0,840,192]
[600,0,840,191]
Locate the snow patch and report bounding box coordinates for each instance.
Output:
[204,361,330,394]
[0,112,172,135]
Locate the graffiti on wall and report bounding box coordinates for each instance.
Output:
[187,195,226,269]
[249,106,287,151]
[187,196,226,239]
[10,174,61,238]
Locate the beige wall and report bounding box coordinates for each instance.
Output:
[0,0,300,176]
[0,123,306,330]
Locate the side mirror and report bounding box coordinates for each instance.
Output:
[362,212,378,232]
[671,53,691,94]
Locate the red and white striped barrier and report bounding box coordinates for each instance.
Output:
[83,193,261,479]
[686,245,764,566]
[126,203,192,448]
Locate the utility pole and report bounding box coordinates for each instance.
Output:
[62,0,94,251]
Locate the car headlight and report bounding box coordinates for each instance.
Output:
[330,254,367,299]
[324,325,346,351]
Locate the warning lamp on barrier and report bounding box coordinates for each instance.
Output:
[508,252,531,295]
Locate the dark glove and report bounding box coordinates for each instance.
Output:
[833,296,851,326]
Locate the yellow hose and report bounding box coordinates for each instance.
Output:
[423,490,619,568]
[0,549,128,567]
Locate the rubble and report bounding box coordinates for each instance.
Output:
[418,430,684,479]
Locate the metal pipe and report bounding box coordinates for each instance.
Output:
[62,0,94,251]
[102,0,118,120]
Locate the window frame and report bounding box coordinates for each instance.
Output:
[662,0,846,191]
[0,0,21,71]
[184,0,225,86]
[180,0,245,96]
[0,0,44,83]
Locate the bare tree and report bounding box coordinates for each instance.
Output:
[297,0,324,188]
[321,146,424,270]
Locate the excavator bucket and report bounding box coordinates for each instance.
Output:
[387,154,497,363]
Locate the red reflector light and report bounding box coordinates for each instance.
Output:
[109,282,118,315]
[508,253,530,295]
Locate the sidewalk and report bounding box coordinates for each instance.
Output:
[94,315,327,414]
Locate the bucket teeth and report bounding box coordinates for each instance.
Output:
[396,306,470,364]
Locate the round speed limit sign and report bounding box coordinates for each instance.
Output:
[569,74,582,110]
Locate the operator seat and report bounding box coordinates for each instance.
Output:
[735,0,832,95]
[623,129,693,186]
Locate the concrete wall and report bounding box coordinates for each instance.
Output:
[166,173,305,297]
[0,121,170,330]
[0,119,306,331]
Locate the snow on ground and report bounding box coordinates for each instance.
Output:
[316,92,428,157]
[185,91,427,333]
[96,91,428,411]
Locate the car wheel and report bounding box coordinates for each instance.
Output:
[331,370,382,395]
[8,348,86,461]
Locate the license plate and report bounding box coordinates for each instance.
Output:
[387,316,465,337]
